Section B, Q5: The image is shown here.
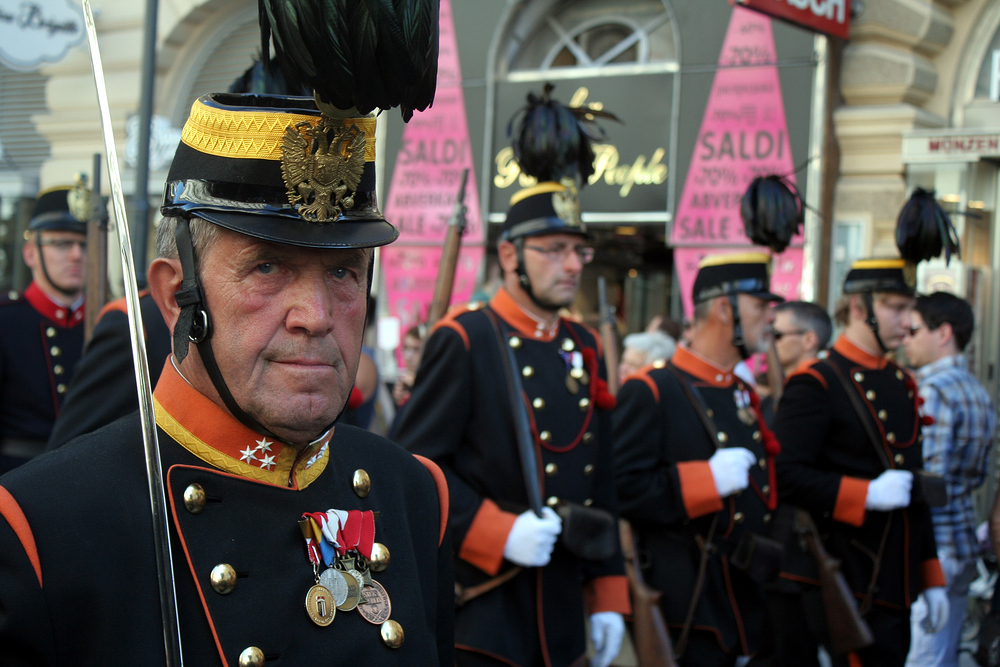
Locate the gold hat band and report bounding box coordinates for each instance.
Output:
[697,251,771,269]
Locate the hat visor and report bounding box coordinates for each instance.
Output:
[746,290,785,303]
[194,210,399,249]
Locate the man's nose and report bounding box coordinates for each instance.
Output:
[285,275,336,336]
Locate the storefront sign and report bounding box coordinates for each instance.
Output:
[731,0,850,40]
[902,130,1000,162]
[0,0,84,71]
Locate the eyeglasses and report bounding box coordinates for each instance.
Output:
[906,324,924,336]
[39,239,87,253]
[523,243,595,264]
[771,328,806,341]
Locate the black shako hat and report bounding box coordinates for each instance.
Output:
[500,181,589,242]
[692,252,784,304]
[161,92,398,249]
[29,183,89,234]
[842,258,915,295]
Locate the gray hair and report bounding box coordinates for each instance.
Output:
[154,216,220,265]
[622,331,677,365]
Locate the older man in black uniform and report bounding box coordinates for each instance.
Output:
[393,180,629,667]
[773,258,947,667]
[0,90,453,665]
[614,252,782,666]
[0,184,89,474]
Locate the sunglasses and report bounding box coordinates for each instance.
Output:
[906,324,925,336]
[771,328,806,341]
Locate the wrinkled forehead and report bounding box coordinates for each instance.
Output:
[212,227,370,266]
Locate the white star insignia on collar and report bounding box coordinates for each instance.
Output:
[239,445,258,463]
[259,453,276,470]
[255,438,273,452]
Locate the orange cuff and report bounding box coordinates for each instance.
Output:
[921,559,946,589]
[834,476,869,527]
[677,461,724,519]
[0,485,41,587]
[584,575,631,615]
[457,498,518,576]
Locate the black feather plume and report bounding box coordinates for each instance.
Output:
[740,175,802,254]
[895,188,961,266]
[507,83,618,186]
[259,0,439,121]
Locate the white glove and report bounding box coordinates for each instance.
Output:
[590,611,625,667]
[919,586,949,634]
[708,448,756,498]
[864,470,913,511]
[503,507,562,567]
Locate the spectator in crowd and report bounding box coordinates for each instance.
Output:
[617,330,676,387]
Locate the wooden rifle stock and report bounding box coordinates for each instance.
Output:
[794,509,873,655]
[765,338,785,406]
[84,154,109,341]
[597,277,619,394]
[426,168,469,325]
[619,520,677,667]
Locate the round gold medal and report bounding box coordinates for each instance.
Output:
[319,567,350,607]
[305,584,336,627]
[337,572,362,612]
[357,580,392,624]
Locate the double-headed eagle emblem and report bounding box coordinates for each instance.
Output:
[67,174,92,223]
[552,185,583,228]
[281,117,366,222]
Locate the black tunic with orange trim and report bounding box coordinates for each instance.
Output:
[0,282,85,446]
[612,346,778,656]
[773,336,944,610]
[0,360,454,666]
[391,288,629,667]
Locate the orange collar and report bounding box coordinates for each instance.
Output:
[24,281,84,328]
[833,335,888,370]
[152,359,331,490]
[671,345,736,387]
[489,287,561,341]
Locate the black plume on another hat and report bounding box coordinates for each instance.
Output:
[842,258,915,295]
[29,184,89,234]
[895,188,960,266]
[692,252,784,304]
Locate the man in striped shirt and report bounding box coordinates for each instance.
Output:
[904,291,996,667]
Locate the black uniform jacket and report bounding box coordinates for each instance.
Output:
[47,291,172,449]
[773,336,944,609]
[392,288,629,667]
[0,282,84,443]
[0,360,454,666]
[613,346,778,656]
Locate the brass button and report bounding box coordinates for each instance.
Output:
[759,458,767,469]
[468,302,482,311]
[353,469,371,498]
[183,483,206,514]
[733,512,745,523]
[56,384,66,394]
[570,367,584,379]
[896,370,904,381]
[533,397,545,410]
[894,453,904,464]
[545,463,558,477]
[886,432,896,444]
[522,366,534,378]
[546,496,560,507]
[908,391,914,399]
[53,364,64,375]
[210,563,237,595]
[370,543,390,572]
[583,498,594,507]
[583,464,595,476]
[509,336,521,349]
[55,309,65,319]
[650,358,665,369]
[752,430,761,441]
[578,398,590,411]
[762,485,770,495]
[45,327,57,338]
[239,647,265,667]
[381,619,404,648]
[853,372,864,382]
[561,338,575,351]
[717,431,728,444]
[878,410,888,421]
[539,430,552,443]
[865,390,876,401]
[706,409,715,418]
[763,513,772,523]
[50,346,61,357]
[582,432,594,444]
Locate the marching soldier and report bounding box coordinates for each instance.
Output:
[392,91,629,664]
[0,183,89,474]
[0,1,453,659]
[773,259,947,667]
[613,252,783,666]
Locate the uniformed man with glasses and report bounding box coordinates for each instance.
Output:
[0,184,89,473]
[393,179,629,667]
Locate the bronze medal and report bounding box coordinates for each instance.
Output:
[566,375,580,394]
[737,407,756,426]
[305,584,336,626]
[357,580,392,624]
[319,567,350,607]
[337,572,362,611]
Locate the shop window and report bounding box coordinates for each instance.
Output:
[974,23,1000,101]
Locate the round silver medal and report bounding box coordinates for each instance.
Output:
[319,567,350,607]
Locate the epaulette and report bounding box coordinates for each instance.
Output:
[428,301,483,351]
[622,363,665,403]
[787,357,828,390]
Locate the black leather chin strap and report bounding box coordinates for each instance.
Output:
[862,292,889,353]
[728,293,750,360]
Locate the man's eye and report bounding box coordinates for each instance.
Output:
[331,267,350,280]
[257,263,275,274]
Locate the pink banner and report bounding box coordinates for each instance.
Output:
[670,6,801,249]
[382,0,484,345]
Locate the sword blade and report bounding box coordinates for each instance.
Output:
[81,2,183,663]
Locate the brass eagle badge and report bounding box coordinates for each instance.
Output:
[67,175,92,222]
[552,185,582,228]
[281,118,366,222]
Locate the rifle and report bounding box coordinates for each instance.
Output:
[426,168,469,326]
[795,509,873,655]
[619,520,677,667]
[765,337,785,407]
[84,153,109,341]
[597,277,620,394]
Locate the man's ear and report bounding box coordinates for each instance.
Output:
[714,296,731,324]
[22,238,37,270]
[497,240,519,274]
[148,257,183,335]
[803,329,819,354]
[937,321,955,347]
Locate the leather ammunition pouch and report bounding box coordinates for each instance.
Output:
[728,532,784,583]
[555,500,617,562]
[913,470,947,508]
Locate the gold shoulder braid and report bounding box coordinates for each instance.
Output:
[281,117,367,222]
